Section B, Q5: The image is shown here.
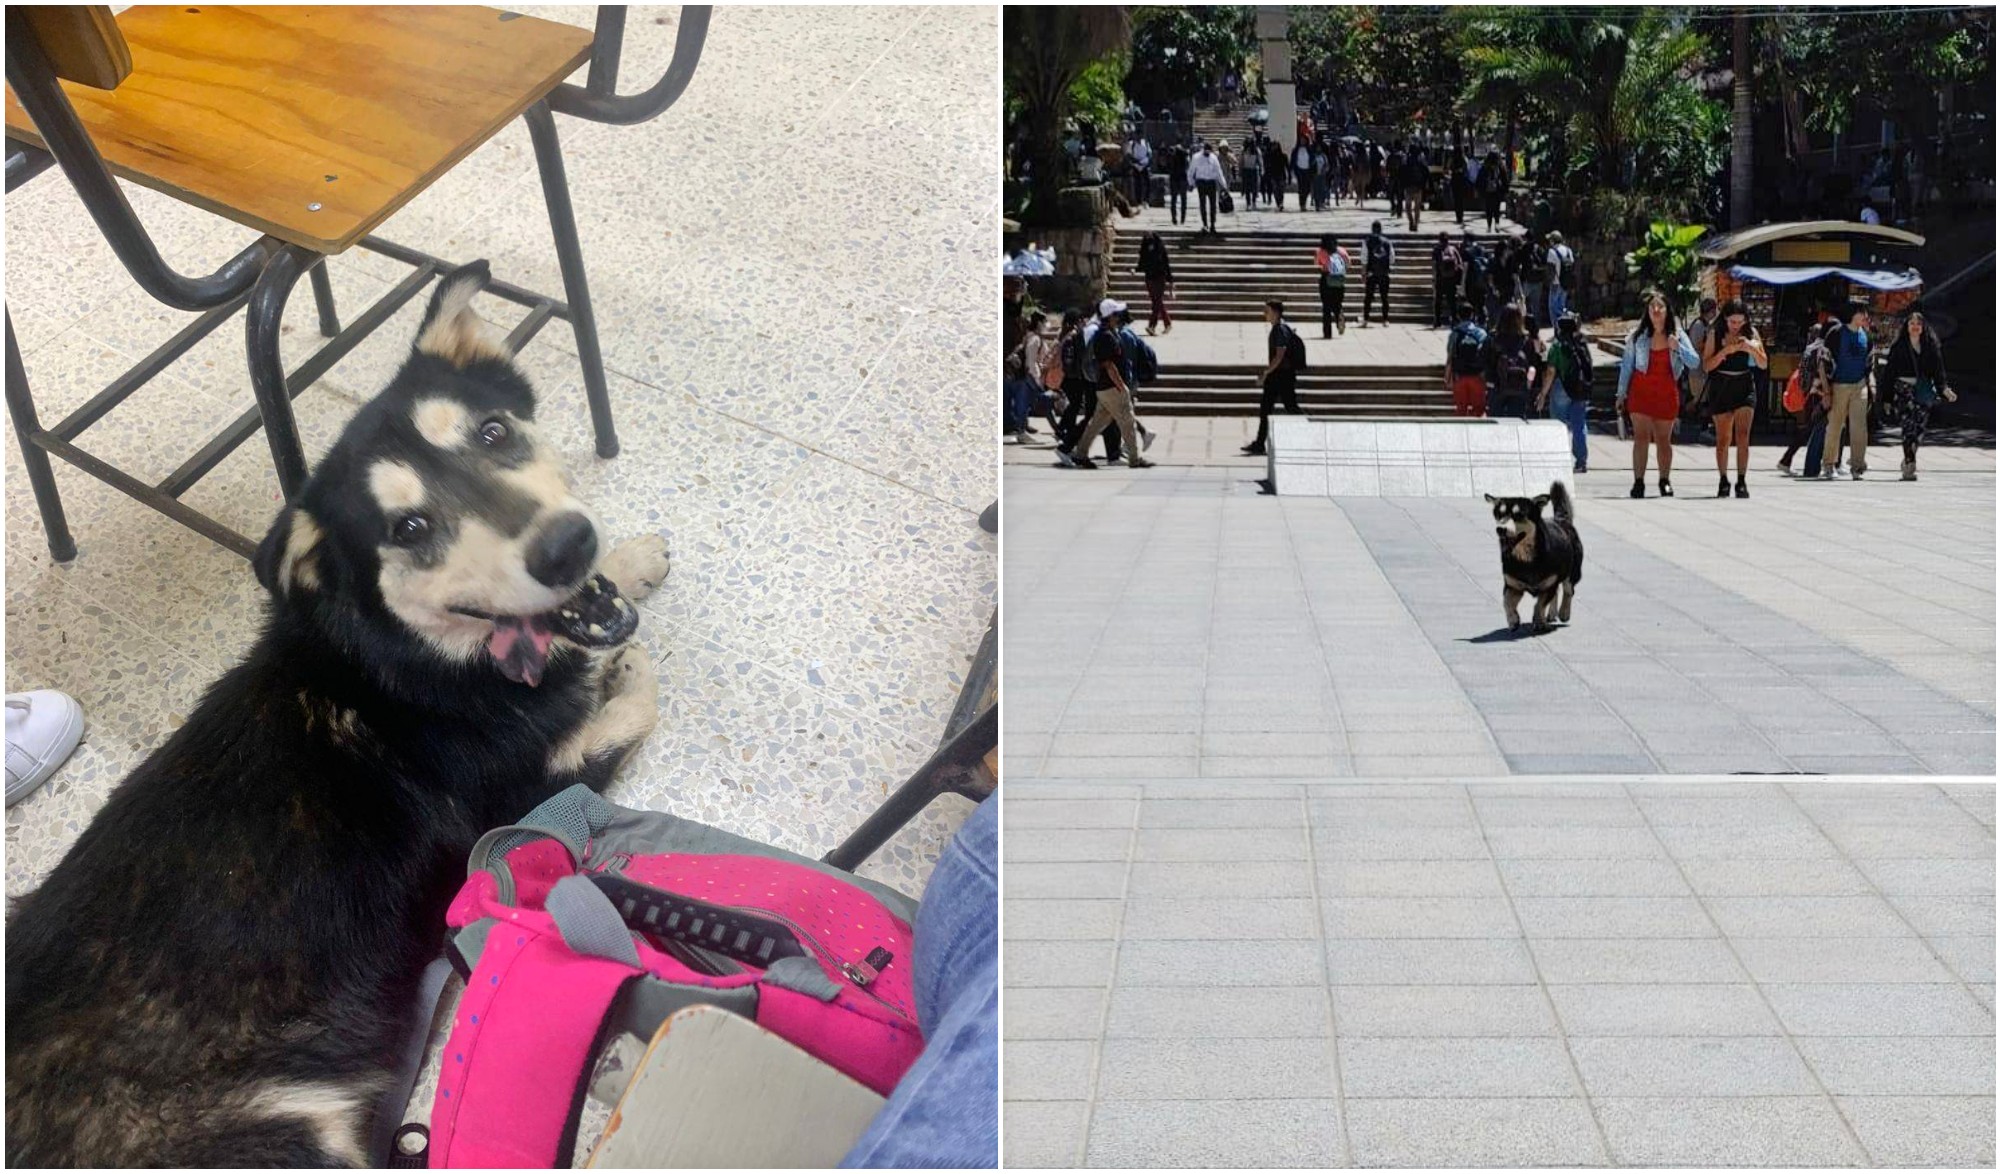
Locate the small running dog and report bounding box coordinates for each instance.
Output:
[1486,481,1583,634]
[6,263,672,1167]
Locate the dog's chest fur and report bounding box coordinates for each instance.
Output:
[1500,522,1580,589]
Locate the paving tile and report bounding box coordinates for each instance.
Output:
[1886,895,1996,937]
[1483,825,1669,859]
[1333,985,1558,1037]
[1006,940,1116,989]
[1118,940,1326,988]
[1761,983,1996,1037]
[1677,857,1874,896]
[1005,1039,1096,1101]
[1547,983,1783,1036]
[1120,897,1320,941]
[1796,1037,1996,1096]
[1835,1096,1997,1166]
[1652,821,1842,859]
[1730,937,1965,984]
[1925,935,1996,983]
[1134,826,1309,862]
[1857,857,1998,896]
[1311,825,1494,860]
[1530,938,1748,984]
[1137,798,1305,828]
[1085,1099,1345,1168]
[1004,987,1107,1041]
[1004,861,1128,900]
[1326,937,1540,986]
[1126,859,1315,899]
[1496,857,1692,897]
[1004,899,1123,942]
[1095,1038,1337,1101]
[1344,1098,1607,1167]
[1592,1096,1867,1166]
[1512,895,1717,938]
[1002,1100,1088,1169]
[1006,798,1138,829]
[1106,986,1329,1039]
[1316,858,1506,897]
[1338,1037,1582,1098]
[1004,828,1131,864]
[1322,896,1521,939]
[1704,895,1916,938]
[1569,1036,1823,1097]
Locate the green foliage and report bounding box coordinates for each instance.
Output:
[1070,54,1132,139]
[1770,8,1991,137]
[1125,6,1254,107]
[1291,6,1464,129]
[1005,6,1133,226]
[1623,221,1709,316]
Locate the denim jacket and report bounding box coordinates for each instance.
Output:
[1615,327,1701,401]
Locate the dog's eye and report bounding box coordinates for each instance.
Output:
[390,513,432,546]
[477,419,510,447]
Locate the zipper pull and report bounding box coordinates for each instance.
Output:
[843,946,893,987]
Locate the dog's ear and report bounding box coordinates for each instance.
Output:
[1532,494,1551,509]
[255,506,324,598]
[415,261,510,368]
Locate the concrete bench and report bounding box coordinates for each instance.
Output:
[1269,415,1574,498]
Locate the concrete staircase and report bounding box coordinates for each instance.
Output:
[1190,107,1258,147]
[1108,230,1506,325]
[1135,363,1454,418]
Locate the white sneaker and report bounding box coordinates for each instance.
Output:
[6,691,84,807]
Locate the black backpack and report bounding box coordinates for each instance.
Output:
[1464,247,1488,291]
[1281,324,1307,371]
[1493,335,1531,395]
[1366,235,1391,272]
[1555,246,1578,291]
[1060,333,1089,389]
[1450,323,1487,374]
[1560,337,1593,396]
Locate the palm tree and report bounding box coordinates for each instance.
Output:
[1005,7,1131,225]
[1729,12,1753,227]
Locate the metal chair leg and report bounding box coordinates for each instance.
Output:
[523,100,618,459]
[823,704,997,872]
[308,260,341,337]
[246,247,317,502]
[5,310,77,562]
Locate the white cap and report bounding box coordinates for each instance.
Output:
[1098,298,1127,319]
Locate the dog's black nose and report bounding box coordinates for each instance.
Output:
[526,511,597,587]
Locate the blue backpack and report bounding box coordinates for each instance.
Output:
[1118,327,1159,385]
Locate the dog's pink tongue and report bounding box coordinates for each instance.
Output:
[487,615,555,686]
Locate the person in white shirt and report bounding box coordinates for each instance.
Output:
[1126,136,1153,206]
[1545,231,1575,322]
[1190,143,1225,233]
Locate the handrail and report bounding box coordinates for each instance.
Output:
[548,5,711,127]
[4,8,271,311]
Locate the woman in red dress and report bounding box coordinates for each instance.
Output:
[1615,291,1701,498]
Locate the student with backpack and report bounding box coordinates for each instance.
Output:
[1780,321,1833,477]
[1478,149,1508,231]
[1445,302,1490,416]
[1536,312,1595,473]
[1060,301,1154,469]
[1431,232,1463,329]
[1545,232,1576,322]
[1401,145,1429,232]
[1460,231,1490,326]
[1315,234,1351,338]
[1243,299,1306,456]
[1823,300,1874,479]
[1361,221,1394,327]
[1484,304,1536,420]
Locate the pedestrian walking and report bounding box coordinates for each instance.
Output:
[1823,300,1874,479]
[1060,300,1154,469]
[1385,142,1406,219]
[1135,232,1175,336]
[1536,312,1594,473]
[1883,309,1957,480]
[1126,133,1153,207]
[1165,141,1190,226]
[1616,290,1699,498]
[1700,298,1765,498]
[1315,234,1351,338]
[1239,130,1263,211]
[1461,231,1490,326]
[1331,141,1351,206]
[1054,309,1089,449]
[1521,231,1546,327]
[1545,232,1576,323]
[1445,302,1489,417]
[1311,140,1331,211]
[1291,137,1314,213]
[1452,145,1472,225]
[1190,141,1224,234]
[1264,139,1286,210]
[1242,300,1305,456]
[1361,221,1393,327]
[1484,304,1536,420]
[1401,145,1429,232]
[1478,149,1508,232]
[1779,322,1832,476]
[1431,231,1463,329]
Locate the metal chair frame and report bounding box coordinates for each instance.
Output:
[4,5,713,561]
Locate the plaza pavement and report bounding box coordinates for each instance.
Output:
[1004,779,1995,1168]
[1004,427,1995,779]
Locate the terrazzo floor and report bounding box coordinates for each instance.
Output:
[4,5,998,902]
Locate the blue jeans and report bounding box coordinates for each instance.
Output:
[1547,285,1569,323]
[841,796,998,1168]
[1550,385,1589,469]
[1003,377,1030,433]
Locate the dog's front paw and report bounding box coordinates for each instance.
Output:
[603,643,657,703]
[601,534,671,602]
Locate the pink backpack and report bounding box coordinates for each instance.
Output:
[421,786,924,1168]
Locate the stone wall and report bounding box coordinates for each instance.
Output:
[1574,231,1642,320]
[1004,189,1118,312]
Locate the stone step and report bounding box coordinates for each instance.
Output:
[1151,363,1446,379]
[1139,399,1460,418]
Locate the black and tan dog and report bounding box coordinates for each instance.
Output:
[1486,481,1583,634]
[6,263,671,1167]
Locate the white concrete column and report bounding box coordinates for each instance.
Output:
[1257,6,1295,151]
